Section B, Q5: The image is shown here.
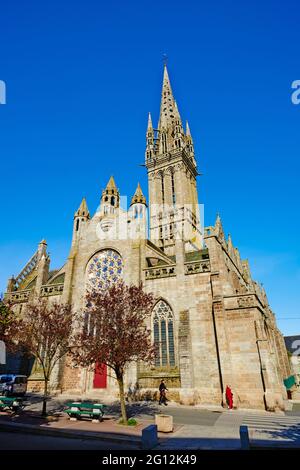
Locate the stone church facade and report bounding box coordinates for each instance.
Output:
[5,65,291,410]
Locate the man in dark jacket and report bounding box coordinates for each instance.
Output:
[159,379,168,405]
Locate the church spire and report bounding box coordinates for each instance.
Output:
[158,64,180,130]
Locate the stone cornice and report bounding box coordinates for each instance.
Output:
[146,148,197,178]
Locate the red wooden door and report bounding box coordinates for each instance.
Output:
[93,362,107,388]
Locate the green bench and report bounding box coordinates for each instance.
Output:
[64,402,106,422]
[0,396,25,412]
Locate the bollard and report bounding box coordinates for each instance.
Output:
[142,424,158,450]
[240,425,250,450]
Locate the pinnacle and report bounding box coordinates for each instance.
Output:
[75,197,90,218]
[215,213,221,225]
[186,120,191,137]
[106,175,117,190]
[147,112,153,131]
[130,182,147,206]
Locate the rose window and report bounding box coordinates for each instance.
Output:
[86,249,123,291]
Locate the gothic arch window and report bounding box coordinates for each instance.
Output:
[153,300,175,368]
[86,249,123,292]
[111,196,115,206]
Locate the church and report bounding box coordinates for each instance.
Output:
[5,65,291,410]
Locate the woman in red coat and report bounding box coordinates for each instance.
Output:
[225,385,233,410]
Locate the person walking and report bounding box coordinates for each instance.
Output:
[158,379,168,406]
[225,385,233,410]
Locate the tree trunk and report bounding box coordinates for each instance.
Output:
[42,378,48,417]
[117,374,127,424]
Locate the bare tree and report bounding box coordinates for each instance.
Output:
[72,282,155,424]
[15,300,77,416]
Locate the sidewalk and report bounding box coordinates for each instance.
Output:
[0,412,147,447]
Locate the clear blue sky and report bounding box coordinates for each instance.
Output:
[0,0,299,335]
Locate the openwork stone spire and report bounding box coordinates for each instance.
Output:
[158,64,181,130]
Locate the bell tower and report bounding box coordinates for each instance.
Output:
[145,65,202,255]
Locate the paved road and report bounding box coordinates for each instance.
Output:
[137,405,222,426]
[0,431,137,450]
[21,394,300,425]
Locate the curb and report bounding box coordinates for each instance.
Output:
[0,421,141,447]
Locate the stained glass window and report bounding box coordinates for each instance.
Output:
[86,249,123,291]
[153,300,175,368]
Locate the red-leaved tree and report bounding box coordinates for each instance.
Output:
[15,300,77,416]
[72,281,156,424]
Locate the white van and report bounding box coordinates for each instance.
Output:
[0,374,28,396]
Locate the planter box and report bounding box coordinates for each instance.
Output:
[155,414,173,432]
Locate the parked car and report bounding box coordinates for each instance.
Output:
[0,374,28,396]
